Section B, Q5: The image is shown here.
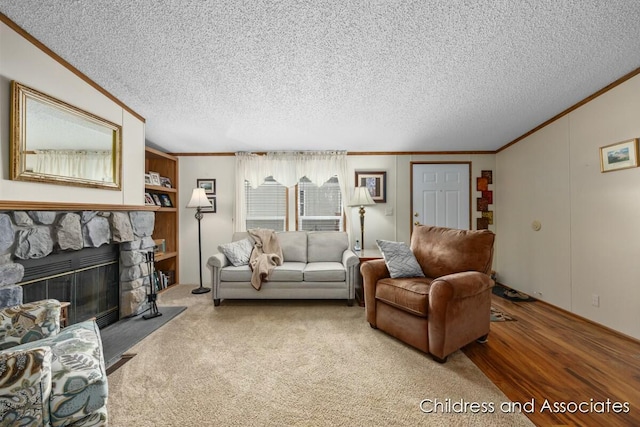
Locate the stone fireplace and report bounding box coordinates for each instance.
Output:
[0,210,156,324]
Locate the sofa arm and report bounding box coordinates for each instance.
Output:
[341,249,359,268]
[360,259,391,325]
[0,299,61,351]
[207,253,229,269]
[0,346,53,426]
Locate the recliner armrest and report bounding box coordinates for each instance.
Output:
[0,299,61,351]
[361,259,391,324]
[429,271,494,302]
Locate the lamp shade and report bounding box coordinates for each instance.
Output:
[348,186,375,207]
[186,188,212,208]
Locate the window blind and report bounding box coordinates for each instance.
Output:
[245,177,287,231]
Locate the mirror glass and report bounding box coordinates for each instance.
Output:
[11,81,122,190]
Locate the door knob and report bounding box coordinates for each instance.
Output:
[414,221,420,226]
[414,212,419,217]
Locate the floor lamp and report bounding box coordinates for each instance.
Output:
[187,188,212,294]
[348,186,375,250]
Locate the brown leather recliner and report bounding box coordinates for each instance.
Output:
[361,225,495,363]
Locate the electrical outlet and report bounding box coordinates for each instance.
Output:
[592,294,600,307]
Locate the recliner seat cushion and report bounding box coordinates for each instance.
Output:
[303,262,346,282]
[375,277,433,317]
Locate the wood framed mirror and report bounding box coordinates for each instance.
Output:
[10,81,122,190]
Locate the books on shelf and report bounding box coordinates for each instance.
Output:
[153,269,175,291]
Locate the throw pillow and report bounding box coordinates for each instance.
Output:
[376,239,425,279]
[218,238,254,266]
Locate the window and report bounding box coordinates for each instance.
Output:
[245,177,287,231]
[297,176,344,231]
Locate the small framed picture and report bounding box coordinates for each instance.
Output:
[202,196,216,213]
[152,193,162,206]
[144,192,155,206]
[144,173,152,185]
[149,171,162,186]
[599,138,639,172]
[160,176,172,188]
[159,194,173,208]
[197,178,216,195]
[355,171,387,203]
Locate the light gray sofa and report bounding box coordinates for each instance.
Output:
[207,231,359,306]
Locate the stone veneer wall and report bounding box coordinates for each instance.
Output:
[0,210,155,317]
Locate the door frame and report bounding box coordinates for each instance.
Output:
[409,161,472,235]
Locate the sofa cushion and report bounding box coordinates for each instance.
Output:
[218,238,254,266]
[307,232,348,263]
[376,277,433,317]
[376,239,425,279]
[220,265,253,282]
[304,262,346,282]
[277,231,308,263]
[269,262,305,282]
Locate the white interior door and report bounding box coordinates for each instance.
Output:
[412,163,470,230]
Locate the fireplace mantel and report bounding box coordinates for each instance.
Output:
[0,201,158,211]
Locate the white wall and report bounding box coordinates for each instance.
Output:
[178,153,496,286]
[0,20,145,205]
[497,74,640,339]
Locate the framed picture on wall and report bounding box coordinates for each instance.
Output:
[197,178,216,194]
[355,171,387,203]
[599,138,639,172]
[201,196,216,213]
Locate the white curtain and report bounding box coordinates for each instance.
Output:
[234,151,350,232]
[33,150,113,182]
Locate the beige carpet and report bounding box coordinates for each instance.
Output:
[107,285,533,426]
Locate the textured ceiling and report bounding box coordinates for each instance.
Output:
[1,1,640,153]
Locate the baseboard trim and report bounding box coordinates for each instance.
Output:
[495,281,640,345]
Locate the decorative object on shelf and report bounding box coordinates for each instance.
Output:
[152,193,162,206]
[144,192,155,206]
[154,239,166,254]
[197,178,216,194]
[348,186,375,250]
[355,171,386,203]
[187,188,213,294]
[159,193,173,207]
[143,251,162,320]
[599,138,639,172]
[144,173,152,185]
[149,171,161,186]
[160,176,172,188]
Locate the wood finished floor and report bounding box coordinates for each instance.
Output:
[462,289,640,426]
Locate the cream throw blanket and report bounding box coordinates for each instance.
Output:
[248,228,283,290]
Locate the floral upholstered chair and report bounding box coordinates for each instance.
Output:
[0,299,108,426]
